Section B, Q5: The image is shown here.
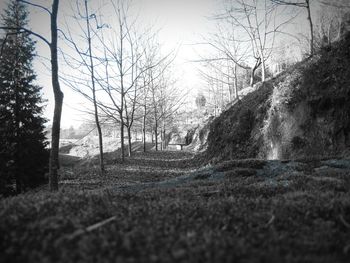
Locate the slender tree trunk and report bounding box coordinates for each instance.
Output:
[233,63,238,99]
[160,121,163,151]
[228,84,233,102]
[120,115,125,162]
[250,69,255,87]
[337,16,343,40]
[306,0,314,56]
[259,43,266,81]
[162,122,166,150]
[49,0,63,192]
[250,60,260,86]
[261,57,266,82]
[84,0,104,175]
[327,23,331,46]
[154,121,158,151]
[227,64,233,102]
[143,106,146,152]
[118,14,125,162]
[127,127,132,157]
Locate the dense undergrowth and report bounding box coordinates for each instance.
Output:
[1,151,350,263]
[206,32,350,162]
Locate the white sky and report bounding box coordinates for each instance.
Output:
[0,0,327,128]
[4,0,219,128]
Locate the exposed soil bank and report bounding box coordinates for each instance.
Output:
[205,33,350,162]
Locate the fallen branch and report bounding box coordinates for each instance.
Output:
[65,216,117,241]
[339,215,350,229]
[265,215,275,227]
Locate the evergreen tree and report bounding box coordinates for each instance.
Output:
[0,0,48,195]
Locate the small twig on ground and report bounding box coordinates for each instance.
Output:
[339,215,350,229]
[66,216,117,240]
[265,215,275,227]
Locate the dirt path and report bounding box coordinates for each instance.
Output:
[58,150,200,190]
[59,150,350,198]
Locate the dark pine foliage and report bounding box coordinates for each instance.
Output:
[0,1,48,196]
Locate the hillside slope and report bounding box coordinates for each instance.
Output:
[206,33,350,162]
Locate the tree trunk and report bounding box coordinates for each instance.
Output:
[250,59,261,87]
[160,130,164,151]
[160,123,163,151]
[119,16,125,162]
[228,84,233,102]
[143,107,146,152]
[120,116,125,162]
[127,127,132,157]
[306,0,314,56]
[49,0,63,192]
[233,63,238,99]
[84,0,104,175]
[162,121,166,150]
[250,68,255,86]
[227,65,233,102]
[154,121,158,151]
[261,57,266,82]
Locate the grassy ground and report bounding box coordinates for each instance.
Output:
[1,151,350,263]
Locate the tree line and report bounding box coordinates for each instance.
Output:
[0,0,184,194]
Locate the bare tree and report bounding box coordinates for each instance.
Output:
[98,0,141,161]
[57,0,107,174]
[64,0,138,161]
[195,19,253,91]
[224,0,287,82]
[139,61,152,152]
[199,0,293,89]
[84,0,104,173]
[147,63,186,151]
[48,0,63,191]
[137,39,163,152]
[89,0,162,160]
[314,1,350,49]
[198,24,249,97]
[198,66,231,116]
[271,0,314,56]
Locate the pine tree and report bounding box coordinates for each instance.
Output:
[0,0,48,195]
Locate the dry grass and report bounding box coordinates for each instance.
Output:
[1,151,350,263]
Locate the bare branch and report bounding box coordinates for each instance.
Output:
[0,26,51,47]
[19,0,52,15]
